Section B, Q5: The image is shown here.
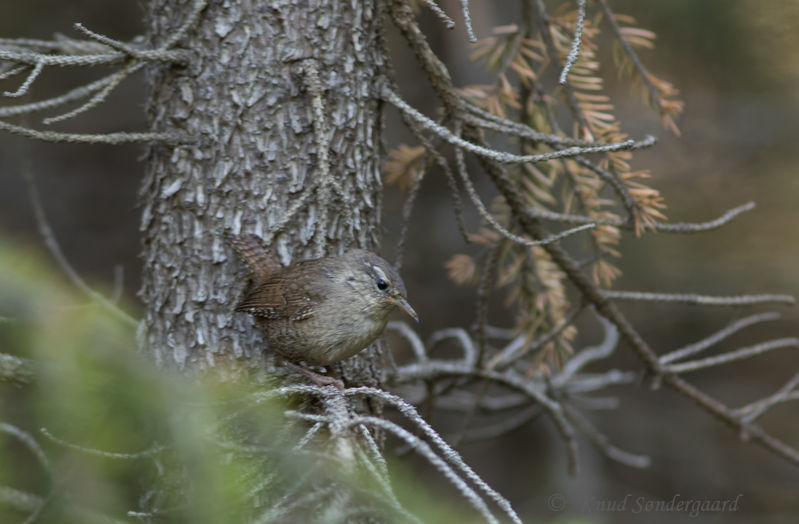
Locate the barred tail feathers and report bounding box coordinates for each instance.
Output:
[232,234,279,282]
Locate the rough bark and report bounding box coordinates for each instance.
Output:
[139,0,386,383]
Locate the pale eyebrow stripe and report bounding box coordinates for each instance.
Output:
[372,265,389,282]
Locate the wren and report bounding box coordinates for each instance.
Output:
[232,234,417,384]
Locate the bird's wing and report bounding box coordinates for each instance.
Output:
[236,265,323,321]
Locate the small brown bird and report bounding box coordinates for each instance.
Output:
[233,234,417,385]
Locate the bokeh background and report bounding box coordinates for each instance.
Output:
[1,1,798,522]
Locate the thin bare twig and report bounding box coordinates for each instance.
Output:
[602,290,795,307]
[418,0,456,29]
[562,369,637,395]
[475,244,503,366]
[397,108,470,243]
[486,305,584,370]
[383,86,656,164]
[562,404,650,468]
[575,156,638,224]
[453,121,597,247]
[0,64,27,80]
[0,67,138,118]
[345,387,523,524]
[528,0,590,132]
[44,61,143,124]
[0,119,187,144]
[0,353,34,385]
[72,23,188,64]
[0,423,52,476]
[654,202,757,233]
[555,312,619,385]
[558,0,587,84]
[4,61,43,97]
[524,201,756,233]
[396,356,579,472]
[458,0,477,42]
[428,328,478,365]
[461,102,609,147]
[737,372,799,423]
[661,312,781,364]
[0,48,122,67]
[664,338,799,374]
[0,485,129,524]
[350,415,501,524]
[22,167,138,327]
[386,0,799,467]
[394,151,429,269]
[40,427,165,459]
[387,321,428,362]
[597,0,661,110]
[278,384,521,523]
[301,60,335,258]
[0,0,206,147]
[456,405,542,442]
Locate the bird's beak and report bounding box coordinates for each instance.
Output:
[394,297,419,322]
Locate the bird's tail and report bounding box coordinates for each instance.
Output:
[232,233,280,282]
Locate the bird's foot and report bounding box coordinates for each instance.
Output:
[283,361,344,390]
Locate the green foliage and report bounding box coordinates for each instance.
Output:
[0,240,277,522]
[0,240,477,522]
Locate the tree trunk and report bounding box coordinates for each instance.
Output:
[139,0,386,384]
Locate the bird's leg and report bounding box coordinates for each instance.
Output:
[283,361,344,390]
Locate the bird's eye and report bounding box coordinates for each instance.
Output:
[376,278,388,291]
